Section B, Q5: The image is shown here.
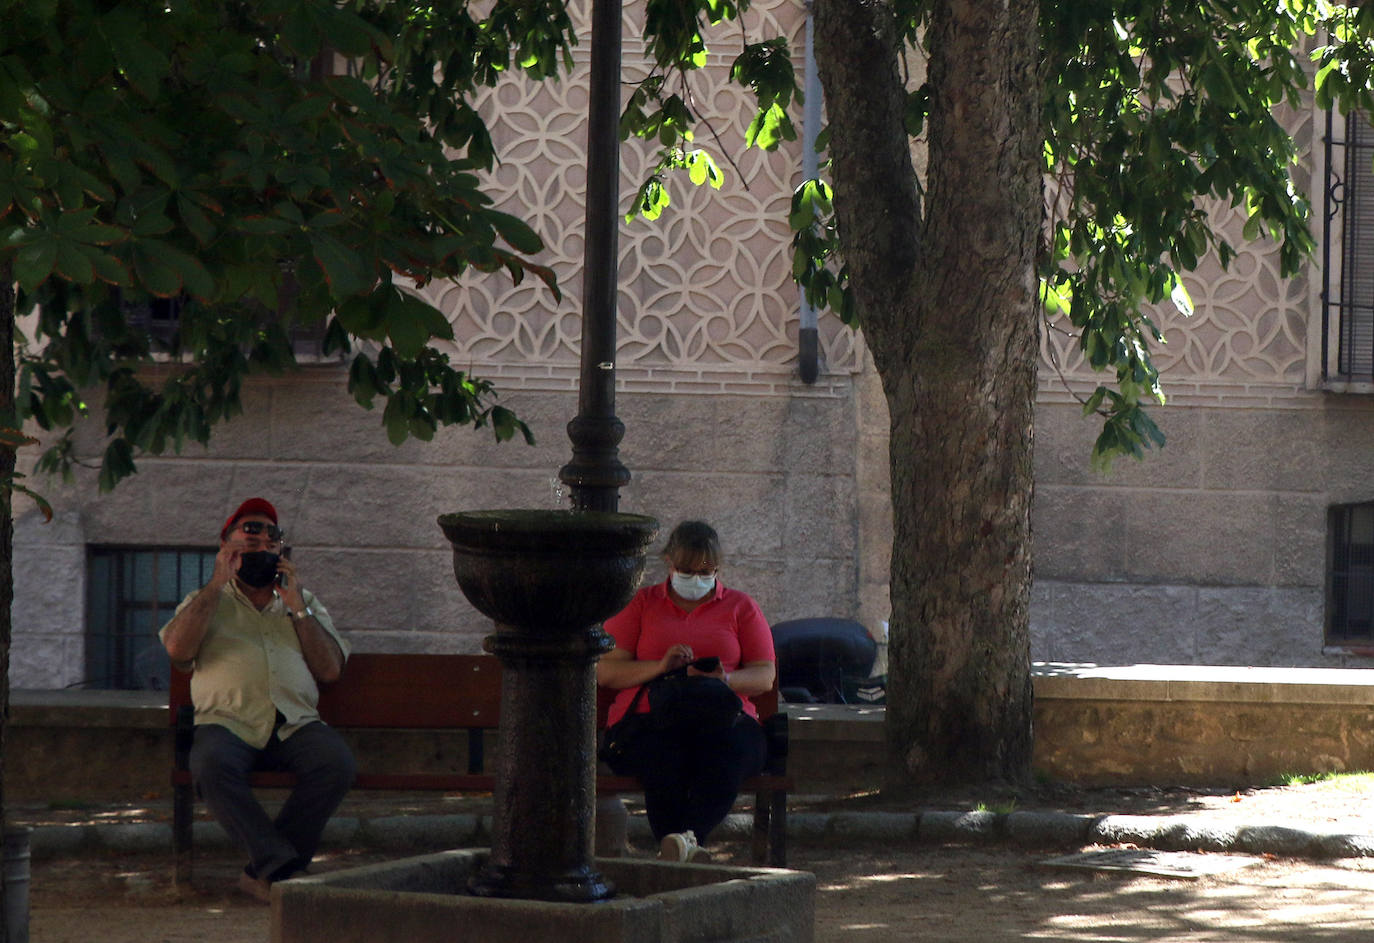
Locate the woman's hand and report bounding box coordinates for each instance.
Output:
[659,643,695,674]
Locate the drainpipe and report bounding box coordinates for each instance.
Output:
[798,1,823,384]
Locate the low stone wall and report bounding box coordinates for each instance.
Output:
[14,664,1374,803]
[1031,663,1374,785]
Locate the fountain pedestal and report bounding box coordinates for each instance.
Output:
[437,509,658,902]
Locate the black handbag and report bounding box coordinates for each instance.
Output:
[646,667,743,731]
[599,666,744,763]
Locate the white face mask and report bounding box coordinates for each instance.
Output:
[671,571,716,601]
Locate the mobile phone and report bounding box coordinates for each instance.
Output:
[277,547,291,588]
[690,656,721,673]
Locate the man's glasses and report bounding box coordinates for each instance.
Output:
[240,521,284,541]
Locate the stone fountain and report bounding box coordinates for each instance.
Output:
[271,508,816,942]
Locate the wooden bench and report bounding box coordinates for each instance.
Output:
[170,652,791,882]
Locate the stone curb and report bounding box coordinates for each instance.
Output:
[23,809,1374,862]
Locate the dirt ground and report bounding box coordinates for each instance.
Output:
[23,779,1374,941]
[28,842,1374,942]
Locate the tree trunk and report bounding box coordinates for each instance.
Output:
[0,259,15,940]
[815,0,1041,785]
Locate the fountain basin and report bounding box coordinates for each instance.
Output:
[438,510,659,631]
[272,851,815,943]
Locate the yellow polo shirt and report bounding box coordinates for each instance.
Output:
[160,582,351,749]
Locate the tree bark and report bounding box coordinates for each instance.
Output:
[815,0,1041,784]
[0,258,14,940]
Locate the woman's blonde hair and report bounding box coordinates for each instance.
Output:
[662,520,722,568]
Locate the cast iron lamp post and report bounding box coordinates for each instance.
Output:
[436,0,656,902]
[559,0,630,513]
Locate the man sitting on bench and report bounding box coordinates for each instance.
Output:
[160,497,355,903]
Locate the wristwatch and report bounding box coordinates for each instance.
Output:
[288,605,314,621]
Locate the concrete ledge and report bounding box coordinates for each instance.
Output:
[19,661,1374,799]
[10,689,166,728]
[1033,662,1374,705]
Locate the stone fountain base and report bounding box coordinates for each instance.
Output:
[272,850,815,943]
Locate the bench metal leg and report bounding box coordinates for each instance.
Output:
[751,790,770,865]
[173,781,194,885]
[768,789,787,868]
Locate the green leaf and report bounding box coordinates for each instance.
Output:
[97,439,137,492]
[131,241,184,296]
[13,239,57,290]
[382,393,412,445]
[745,103,794,151]
[310,231,372,301]
[489,210,543,254]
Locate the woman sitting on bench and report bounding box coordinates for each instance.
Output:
[596,520,776,863]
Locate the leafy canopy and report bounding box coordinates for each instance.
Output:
[7,0,1374,490]
[623,0,1374,470]
[0,0,581,489]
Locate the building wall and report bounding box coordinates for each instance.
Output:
[854,92,1374,669]
[11,365,870,686]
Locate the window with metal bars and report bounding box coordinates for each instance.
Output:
[1323,111,1374,381]
[1328,503,1374,644]
[85,546,216,690]
[119,292,336,360]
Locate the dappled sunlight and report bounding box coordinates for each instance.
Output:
[804,845,1374,941]
[818,870,941,892]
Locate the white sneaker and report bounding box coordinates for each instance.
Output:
[658,830,699,862]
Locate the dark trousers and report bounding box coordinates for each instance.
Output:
[189,721,356,881]
[606,715,766,844]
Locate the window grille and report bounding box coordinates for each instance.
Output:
[1329,503,1374,644]
[121,295,184,353]
[86,546,216,690]
[116,291,335,360]
[1323,111,1374,381]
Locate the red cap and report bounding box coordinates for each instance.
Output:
[220,497,278,540]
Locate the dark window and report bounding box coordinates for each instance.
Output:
[118,292,335,359]
[1323,111,1374,381]
[86,546,216,690]
[1328,503,1374,644]
[122,295,185,353]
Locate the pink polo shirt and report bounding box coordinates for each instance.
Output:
[603,579,775,727]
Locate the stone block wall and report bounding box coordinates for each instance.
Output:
[1031,664,1374,785]
[10,365,872,687]
[1028,391,1374,667]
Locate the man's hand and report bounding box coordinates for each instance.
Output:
[209,539,244,590]
[163,544,242,664]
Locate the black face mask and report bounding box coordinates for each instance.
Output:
[237,551,280,588]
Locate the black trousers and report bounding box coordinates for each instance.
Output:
[606,714,766,844]
[190,720,356,881]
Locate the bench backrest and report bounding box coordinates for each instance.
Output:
[169,653,504,729]
[170,651,778,730]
